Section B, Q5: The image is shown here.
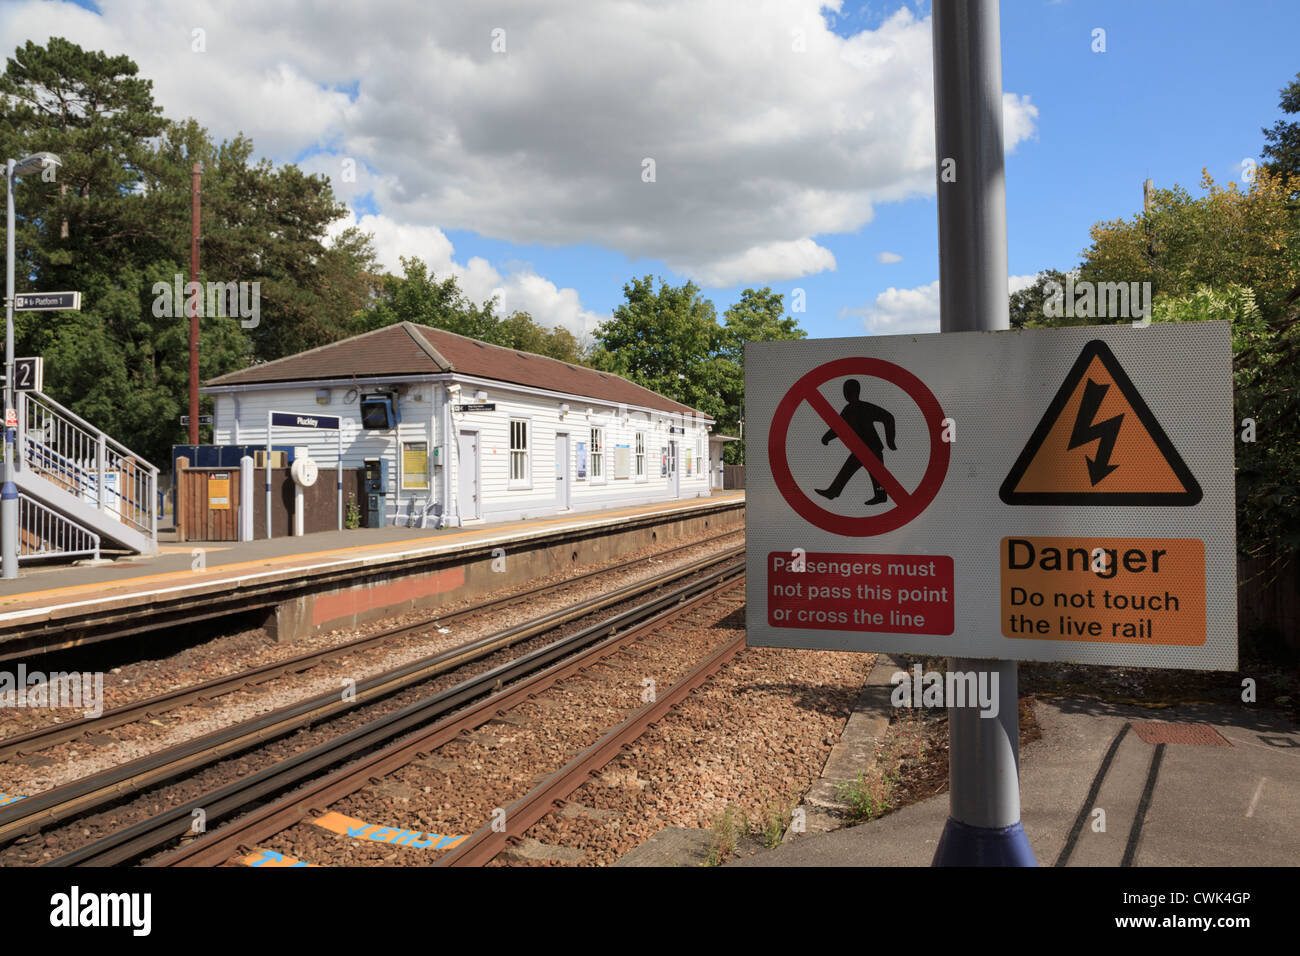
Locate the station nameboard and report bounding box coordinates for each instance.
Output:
[270,412,340,430]
[745,322,1235,670]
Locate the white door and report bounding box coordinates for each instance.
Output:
[457,430,480,521]
[668,441,680,498]
[555,433,570,509]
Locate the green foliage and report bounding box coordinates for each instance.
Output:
[1055,164,1300,561]
[1079,170,1300,322]
[1262,70,1300,182]
[592,276,727,423]
[718,287,806,463]
[345,493,362,530]
[835,770,894,821]
[1008,269,1072,329]
[0,36,378,466]
[592,279,805,463]
[356,257,590,364]
[704,806,742,866]
[1150,285,1300,556]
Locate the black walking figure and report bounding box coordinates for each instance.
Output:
[815,380,897,505]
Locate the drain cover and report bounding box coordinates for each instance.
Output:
[1130,721,1229,746]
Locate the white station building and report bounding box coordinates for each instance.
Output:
[203,322,722,526]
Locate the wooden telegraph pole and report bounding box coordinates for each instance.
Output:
[189,161,201,447]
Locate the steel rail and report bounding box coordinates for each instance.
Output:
[0,547,742,846]
[148,572,743,868]
[439,629,745,866]
[48,556,743,863]
[0,529,742,761]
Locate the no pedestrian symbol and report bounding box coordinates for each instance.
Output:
[768,357,950,536]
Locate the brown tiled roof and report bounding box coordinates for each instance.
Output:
[206,322,707,418]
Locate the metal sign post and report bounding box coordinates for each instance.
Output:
[3,151,68,577]
[930,0,1033,865]
[265,411,343,539]
[744,0,1232,868]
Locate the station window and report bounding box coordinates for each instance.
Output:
[402,442,430,490]
[635,431,645,478]
[510,419,529,484]
[591,427,604,480]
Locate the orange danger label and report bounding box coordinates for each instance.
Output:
[1001,536,1204,645]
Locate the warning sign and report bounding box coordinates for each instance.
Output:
[768,357,950,537]
[745,323,1235,670]
[1000,340,1201,505]
[768,551,954,634]
[1001,537,1205,645]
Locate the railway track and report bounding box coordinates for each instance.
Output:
[0,548,743,864]
[152,567,745,868]
[0,529,743,763]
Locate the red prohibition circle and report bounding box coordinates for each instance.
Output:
[769,356,950,537]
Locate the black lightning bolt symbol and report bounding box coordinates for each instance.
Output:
[1067,379,1124,485]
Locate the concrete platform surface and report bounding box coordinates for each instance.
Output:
[0,492,744,616]
[729,696,1298,867]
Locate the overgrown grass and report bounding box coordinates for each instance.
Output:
[835,768,895,821]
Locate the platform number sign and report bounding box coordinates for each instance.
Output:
[12,357,43,392]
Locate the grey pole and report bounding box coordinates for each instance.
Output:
[930,0,1035,863]
[3,158,17,579]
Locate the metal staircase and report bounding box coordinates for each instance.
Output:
[7,390,158,559]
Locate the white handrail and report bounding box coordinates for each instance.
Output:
[22,390,160,475]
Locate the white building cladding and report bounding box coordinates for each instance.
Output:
[203,322,715,526]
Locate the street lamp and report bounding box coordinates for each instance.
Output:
[3,151,62,579]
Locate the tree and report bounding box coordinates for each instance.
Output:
[0,38,169,289]
[358,258,498,340]
[1150,285,1300,559]
[1080,170,1300,322]
[1077,170,1300,560]
[1008,269,1072,329]
[148,118,379,361]
[717,287,805,461]
[0,39,246,466]
[1262,70,1300,181]
[591,276,727,424]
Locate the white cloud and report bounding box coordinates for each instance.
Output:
[330,212,605,339]
[877,251,904,264]
[843,274,1039,335]
[0,1,1039,288]
[694,238,836,288]
[1002,93,1039,153]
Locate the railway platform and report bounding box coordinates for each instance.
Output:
[728,684,1298,867]
[0,491,744,660]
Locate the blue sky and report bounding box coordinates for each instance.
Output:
[9,0,1300,340]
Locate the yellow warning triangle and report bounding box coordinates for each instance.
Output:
[1000,340,1201,505]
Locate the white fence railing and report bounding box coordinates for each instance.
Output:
[16,390,158,542]
[17,493,100,562]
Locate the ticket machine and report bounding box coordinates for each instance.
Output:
[364,458,388,527]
